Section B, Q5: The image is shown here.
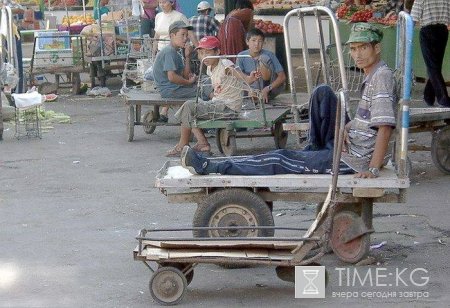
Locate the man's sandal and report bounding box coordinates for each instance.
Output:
[166,145,184,157]
[192,143,212,155]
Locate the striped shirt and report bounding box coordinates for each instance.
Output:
[410,0,450,27]
[341,61,396,172]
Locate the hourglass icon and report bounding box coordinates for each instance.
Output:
[302,269,319,295]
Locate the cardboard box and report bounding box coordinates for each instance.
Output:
[35,31,71,51]
[33,49,74,67]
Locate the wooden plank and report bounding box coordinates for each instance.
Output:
[156,162,410,189]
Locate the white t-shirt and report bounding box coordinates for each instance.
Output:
[208,59,243,111]
[154,10,189,50]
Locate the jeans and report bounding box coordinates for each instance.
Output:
[419,24,449,106]
[207,85,354,175]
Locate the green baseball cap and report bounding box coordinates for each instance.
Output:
[346,23,383,44]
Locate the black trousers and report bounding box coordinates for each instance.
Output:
[419,24,449,107]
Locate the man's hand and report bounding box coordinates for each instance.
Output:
[261,86,270,103]
[184,43,193,59]
[354,171,377,179]
[247,70,261,84]
[188,73,197,85]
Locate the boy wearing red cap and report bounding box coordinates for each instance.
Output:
[166,36,258,156]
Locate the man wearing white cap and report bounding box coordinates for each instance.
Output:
[189,1,220,41]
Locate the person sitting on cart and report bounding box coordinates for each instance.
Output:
[166,36,259,157]
[153,21,200,123]
[237,28,286,103]
[181,23,397,179]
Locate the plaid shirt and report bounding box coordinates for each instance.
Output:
[411,0,450,27]
[189,14,220,41]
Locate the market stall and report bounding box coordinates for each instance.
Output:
[334,2,450,82]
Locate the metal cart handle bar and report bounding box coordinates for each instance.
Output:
[395,12,414,179]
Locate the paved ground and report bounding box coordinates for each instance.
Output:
[1,73,450,307]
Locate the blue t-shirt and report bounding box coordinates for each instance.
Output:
[237,49,284,90]
[153,44,185,97]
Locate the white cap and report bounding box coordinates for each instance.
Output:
[197,1,211,11]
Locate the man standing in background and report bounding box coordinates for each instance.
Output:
[189,1,220,41]
[411,0,450,107]
[140,0,158,37]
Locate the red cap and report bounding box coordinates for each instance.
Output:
[195,36,220,50]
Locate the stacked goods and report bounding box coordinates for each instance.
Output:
[254,19,283,34]
[349,8,374,22]
[252,0,314,10]
[61,15,95,26]
[335,1,399,25]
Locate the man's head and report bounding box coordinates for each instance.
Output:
[246,28,265,55]
[169,21,193,48]
[347,23,383,73]
[197,1,211,15]
[195,36,220,66]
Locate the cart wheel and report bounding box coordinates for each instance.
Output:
[149,266,187,306]
[330,211,370,264]
[159,263,194,286]
[143,110,157,134]
[72,73,81,94]
[127,106,135,142]
[431,126,450,174]
[193,188,274,238]
[216,128,237,156]
[273,121,288,149]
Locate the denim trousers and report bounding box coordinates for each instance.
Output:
[419,24,449,106]
[209,85,353,175]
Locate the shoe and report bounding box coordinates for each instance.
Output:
[157,115,168,123]
[181,145,209,175]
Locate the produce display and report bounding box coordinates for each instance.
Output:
[336,3,398,25]
[252,0,315,10]
[254,19,283,34]
[61,14,95,26]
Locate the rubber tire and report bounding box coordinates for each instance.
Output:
[159,263,194,286]
[216,128,237,156]
[431,126,450,174]
[331,210,370,264]
[127,106,135,142]
[149,267,187,306]
[192,189,274,238]
[273,121,288,149]
[143,110,156,134]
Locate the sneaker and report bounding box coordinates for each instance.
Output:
[157,115,168,123]
[181,145,209,175]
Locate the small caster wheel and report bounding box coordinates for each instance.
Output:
[330,210,370,264]
[143,110,157,134]
[149,266,187,306]
[216,128,237,156]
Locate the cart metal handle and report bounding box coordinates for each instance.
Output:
[395,12,414,179]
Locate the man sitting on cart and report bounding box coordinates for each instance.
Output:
[237,28,286,103]
[181,23,397,179]
[153,21,200,123]
[166,36,259,157]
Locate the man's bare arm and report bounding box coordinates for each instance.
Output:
[354,125,393,178]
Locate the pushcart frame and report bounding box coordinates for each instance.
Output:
[133,8,414,306]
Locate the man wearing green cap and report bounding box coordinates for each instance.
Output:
[181,23,396,180]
